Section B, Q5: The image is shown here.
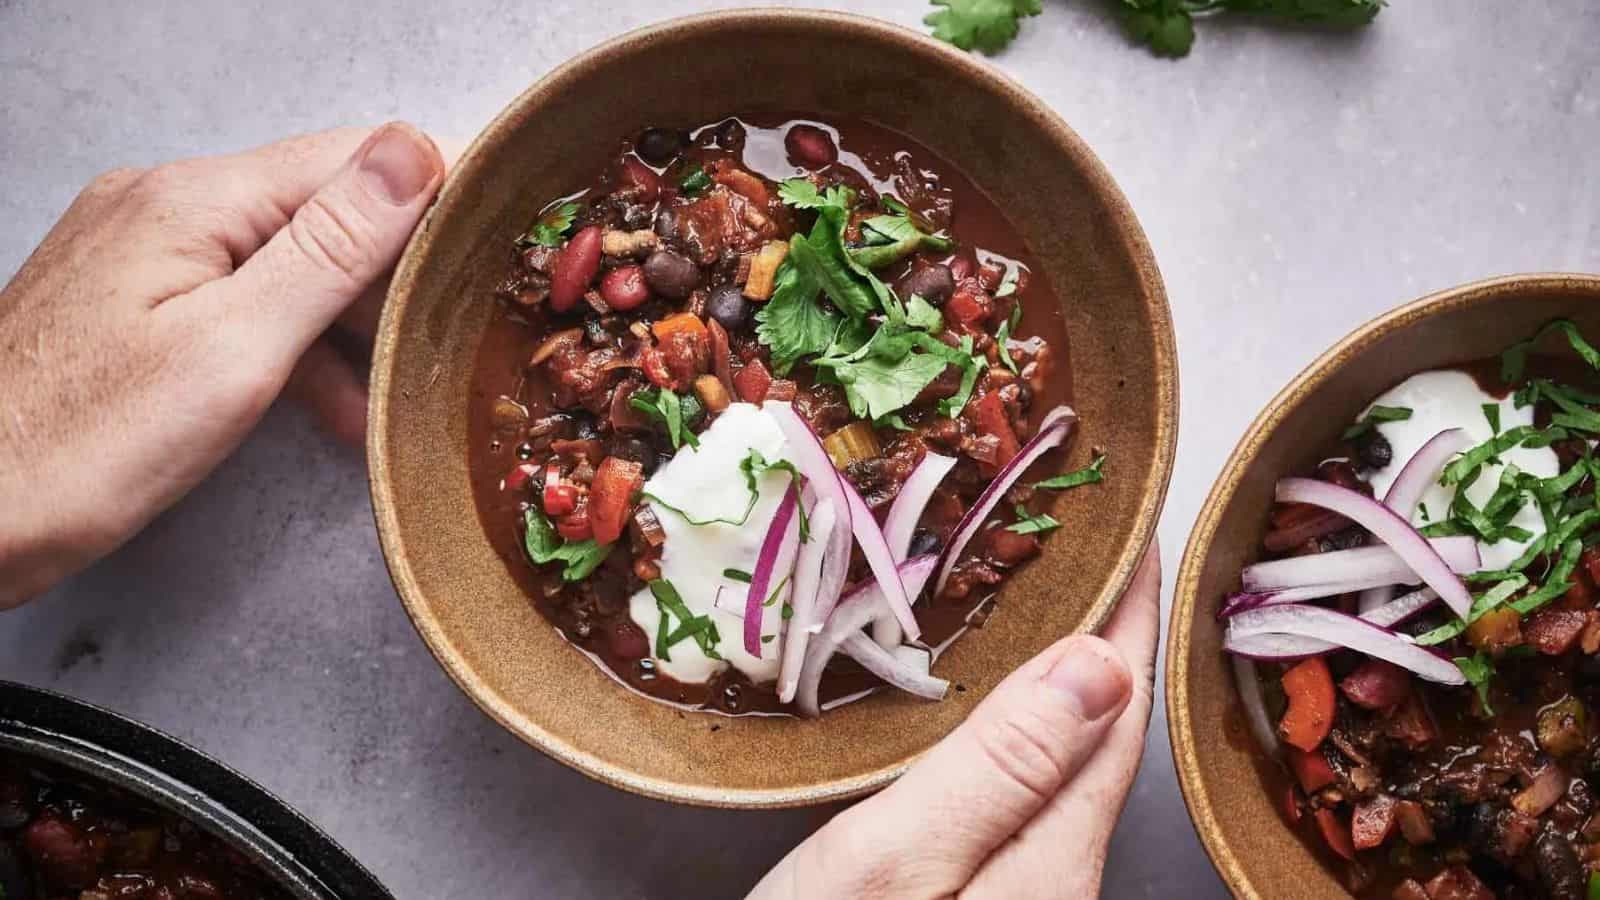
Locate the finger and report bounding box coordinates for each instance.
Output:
[176,122,444,373]
[286,338,368,449]
[766,633,1133,898]
[959,543,1163,900]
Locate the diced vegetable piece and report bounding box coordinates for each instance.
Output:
[693,374,731,414]
[1466,607,1523,653]
[712,167,770,206]
[1352,794,1398,850]
[1314,808,1356,861]
[743,240,789,301]
[1512,764,1568,817]
[766,379,797,402]
[543,464,578,517]
[1526,608,1588,655]
[734,359,773,404]
[588,457,643,546]
[1383,693,1438,749]
[1286,746,1337,793]
[973,391,1021,471]
[1537,696,1588,758]
[630,506,666,548]
[1340,660,1411,712]
[1279,657,1336,752]
[1395,800,1435,845]
[503,462,539,493]
[1424,866,1493,900]
[946,282,990,325]
[556,498,593,542]
[1392,880,1430,900]
[822,422,882,470]
[651,312,708,343]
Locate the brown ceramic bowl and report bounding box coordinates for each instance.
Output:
[1168,273,1600,896]
[370,8,1176,808]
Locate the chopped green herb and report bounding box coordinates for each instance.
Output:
[647,448,804,532]
[1035,453,1107,491]
[851,211,954,270]
[764,575,792,608]
[630,386,701,451]
[679,166,711,194]
[518,201,582,248]
[1482,403,1501,435]
[1418,502,1431,523]
[1510,537,1583,615]
[1342,405,1412,441]
[1442,426,1569,486]
[781,602,794,620]
[1502,319,1600,383]
[1453,652,1496,715]
[995,268,1020,299]
[650,578,721,660]
[995,302,1020,375]
[723,568,753,583]
[875,413,914,432]
[761,634,775,644]
[1007,503,1061,535]
[1415,576,1529,646]
[522,507,612,582]
[903,294,944,333]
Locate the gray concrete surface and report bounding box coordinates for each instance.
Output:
[3,1,1597,897]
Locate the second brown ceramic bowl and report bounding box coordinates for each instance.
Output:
[1168,273,1600,896]
[371,9,1175,807]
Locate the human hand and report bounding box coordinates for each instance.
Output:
[0,124,446,608]
[750,544,1161,899]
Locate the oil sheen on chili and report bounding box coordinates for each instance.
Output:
[468,114,1074,716]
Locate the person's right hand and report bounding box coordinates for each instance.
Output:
[751,544,1161,900]
[0,124,446,608]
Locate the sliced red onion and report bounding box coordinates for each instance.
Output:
[794,555,937,718]
[778,499,837,703]
[1357,428,1472,613]
[877,451,958,649]
[1225,588,1442,658]
[1224,604,1465,684]
[934,405,1078,595]
[1366,587,1441,628]
[745,486,798,656]
[1242,537,1479,592]
[1277,478,1473,620]
[839,632,949,701]
[768,402,917,641]
[1232,657,1279,754]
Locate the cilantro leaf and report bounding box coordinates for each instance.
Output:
[1453,652,1496,715]
[851,213,954,270]
[1007,503,1061,535]
[815,328,951,420]
[1035,453,1107,490]
[755,241,841,375]
[925,0,1043,54]
[904,294,945,333]
[630,386,701,450]
[1121,4,1196,57]
[523,507,613,582]
[650,578,722,661]
[1342,404,1411,441]
[995,302,1021,374]
[518,202,581,248]
[679,166,711,194]
[789,218,879,319]
[1502,319,1600,383]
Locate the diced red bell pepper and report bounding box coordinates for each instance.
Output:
[543,464,578,517]
[588,457,643,547]
[1279,657,1336,752]
[946,280,992,326]
[1351,794,1398,850]
[1339,659,1412,712]
[1286,746,1337,793]
[733,359,773,404]
[503,462,539,493]
[973,391,1021,471]
[1314,808,1356,861]
[556,497,593,542]
[1525,608,1588,655]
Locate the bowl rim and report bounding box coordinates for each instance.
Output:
[1165,272,1600,897]
[370,6,1178,808]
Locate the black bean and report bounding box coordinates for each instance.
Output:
[635,127,686,166]
[714,119,745,152]
[893,263,956,307]
[642,250,699,300]
[908,529,942,558]
[1355,430,1393,470]
[706,284,751,331]
[1534,830,1586,900]
[608,436,657,476]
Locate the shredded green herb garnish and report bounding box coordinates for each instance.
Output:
[723,568,753,583]
[1007,503,1061,535]
[1482,403,1501,435]
[630,386,702,450]
[679,166,711,194]
[1453,652,1496,715]
[1342,404,1412,441]
[1035,453,1107,491]
[522,506,611,582]
[650,578,721,661]
[518,201,581,248]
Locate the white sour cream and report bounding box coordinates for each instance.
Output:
[627,403,792,684]
[1363,369,1558,570]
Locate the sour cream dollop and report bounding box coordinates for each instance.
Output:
[627,403,792,684]
[1363,370,1558,570]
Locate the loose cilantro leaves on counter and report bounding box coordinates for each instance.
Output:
[925,0,1042,54]
[630,387,702,450]
[518,202,581,248]
[523,507,612,582]
[1035,453,1107,490]
[1341,404,1411,441]
[1007,503,1062,535]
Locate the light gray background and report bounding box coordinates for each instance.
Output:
[3,1,1597,897]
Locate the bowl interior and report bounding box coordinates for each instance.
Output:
[371,9,1175,807]
[1168,274,1600,897]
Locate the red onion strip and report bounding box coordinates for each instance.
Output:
[839,632,949,701]
[1224,604,1464,684]
[745,486,798,656]
[794,555,938,718]
[778,500,837,703]
[1242,537,1478,592]
[876,452,958,648]
[1358,428,1473,613]
[934,405,1078,595]
[1225,588,1441,657]
[1232,657,1279,754]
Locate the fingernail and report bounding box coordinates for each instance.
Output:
[1043,639,1128,720]
[358,123,439,205]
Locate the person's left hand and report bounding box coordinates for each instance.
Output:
[0,124,446,608]
[750,544,1161,900]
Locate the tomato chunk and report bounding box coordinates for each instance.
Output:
[1286,746,1337,793]
[556,497,593,542]
[543,464,578,517]
[1278,657,1336,752]
[734,359,773,404]
[589,456,644,547]
[1313,808,1356,861]
[973,391,1021,471]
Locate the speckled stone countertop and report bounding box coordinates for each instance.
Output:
[3,1,1597,896]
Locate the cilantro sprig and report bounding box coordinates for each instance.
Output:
[518,202,581,248]
[1035,453,1107,490]
[523,507,611,582]
[1341,404,1411,441]
[1007,503,1061,535]
[630,387,702,450]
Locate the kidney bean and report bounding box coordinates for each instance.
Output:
[641,250,699,299]
[635,127,686,166]
[618,156,660,203]
[549,226,602,313]
[784,124,837,169]
[608,620,650,659]
[893,263,956,306]
[599,265,651,311]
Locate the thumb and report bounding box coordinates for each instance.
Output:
[180,122,444,366]
[754,635,1132,899]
